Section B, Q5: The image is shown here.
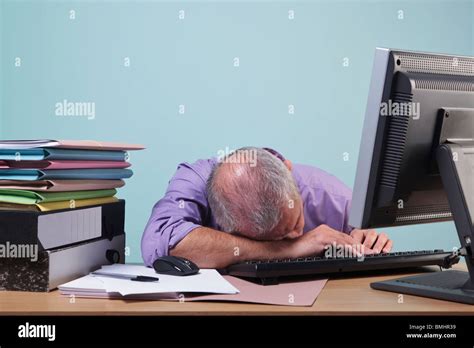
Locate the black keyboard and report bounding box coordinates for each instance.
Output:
[226,250,460,285]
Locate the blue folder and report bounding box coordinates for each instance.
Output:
[0,169,133,181]
[0,148,127,161]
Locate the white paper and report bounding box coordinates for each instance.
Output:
[59,264,239,296]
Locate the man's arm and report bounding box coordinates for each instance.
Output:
[141,160,214,266]
[170,227,292,269]
[171,224,361,268]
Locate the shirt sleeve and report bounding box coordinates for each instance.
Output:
[295,164,354,235]
[141,160,211,266]
[324,190,353,234]
[342,199,354,234]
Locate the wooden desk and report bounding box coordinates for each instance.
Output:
[1,264,473,316]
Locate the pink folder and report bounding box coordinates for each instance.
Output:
[0,140,144,151]
[181,275,328,306]
[2,160,131,170]
[0,179,125,192]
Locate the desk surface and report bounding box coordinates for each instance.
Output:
[1,264,473,316]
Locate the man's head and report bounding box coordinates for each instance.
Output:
[207,147,304,241]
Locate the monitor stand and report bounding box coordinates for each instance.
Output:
[371,108,474,304]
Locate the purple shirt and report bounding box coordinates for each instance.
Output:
[141,158,353,266]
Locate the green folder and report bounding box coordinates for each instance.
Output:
[0,189,116,204]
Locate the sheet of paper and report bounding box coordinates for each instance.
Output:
[59,264,239,296]
[60,274,108,294]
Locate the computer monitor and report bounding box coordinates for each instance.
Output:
[349,48,474,304]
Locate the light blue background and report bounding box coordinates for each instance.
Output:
[1,0,472,262]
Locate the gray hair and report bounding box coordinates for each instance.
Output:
[207,147,299,239]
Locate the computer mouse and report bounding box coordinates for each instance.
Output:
[153,256,200,276]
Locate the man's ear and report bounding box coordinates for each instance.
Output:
[284,159,293,171]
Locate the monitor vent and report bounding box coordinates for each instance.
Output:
[378,92,412,189]
[414,79,474,91]
[393,204,452,223]
[375,204,452,224]
[396,211,452,223]
[397,53,474,76]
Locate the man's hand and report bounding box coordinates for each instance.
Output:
[350,229,392,253]
[287,224,369,258]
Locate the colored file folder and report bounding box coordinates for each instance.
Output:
[0,196,119,212]
[0,189,116,204]
[0,169,133,181]
[0,148,127,161]
[0,139,144,151]
[0,179,125,192]
[0,160,130,170]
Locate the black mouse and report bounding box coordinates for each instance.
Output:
[153,256,200,276]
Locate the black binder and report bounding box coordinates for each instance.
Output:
[0,200,125,251]
[0,233,125,292]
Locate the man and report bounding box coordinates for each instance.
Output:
[142,147,392,268]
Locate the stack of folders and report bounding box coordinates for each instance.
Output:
[0,140,144,291]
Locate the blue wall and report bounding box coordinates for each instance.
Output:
[1,0,472,262]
